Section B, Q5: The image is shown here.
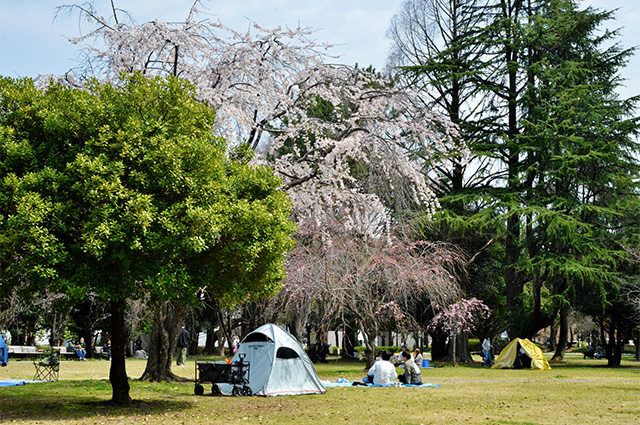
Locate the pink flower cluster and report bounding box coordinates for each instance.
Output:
[429,297,491,337]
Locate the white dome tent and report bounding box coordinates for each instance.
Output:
[217,323,326,396]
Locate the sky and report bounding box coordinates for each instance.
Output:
[0,0,638,99]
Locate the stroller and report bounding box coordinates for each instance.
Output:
[194,353,251,396]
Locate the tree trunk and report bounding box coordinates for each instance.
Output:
[607,320,626,367]
[289,315,304,342]
[49,312,69,347]
[430,329,448,362]
[551,305,569,362]
[217,306,234,356]
[215,326,226,356]
[599,317,607,348]
[443,333,473,364]
[204,325,217,355]
[549,325,557,352]
[457,334,473,363]
[109,298,131,405]
[451,333,458,367]
[634,327,639,361]
[140,301,189,382]
[606,320,618,367]
[341,322,357,360]
[364,331,377,369]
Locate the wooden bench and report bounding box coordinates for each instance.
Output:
[7,346,43,358]
[53,346,77,357]
[8,345,77,359]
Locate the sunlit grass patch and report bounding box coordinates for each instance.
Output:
[0,355,638,424]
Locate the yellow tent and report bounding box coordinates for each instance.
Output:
[492,338,551,370]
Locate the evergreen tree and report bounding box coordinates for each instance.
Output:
[388,0,640,351]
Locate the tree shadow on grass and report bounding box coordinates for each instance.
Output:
[0,381,193,422]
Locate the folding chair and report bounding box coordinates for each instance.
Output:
[33,348,60,381]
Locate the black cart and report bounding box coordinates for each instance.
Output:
[194,353,251,396]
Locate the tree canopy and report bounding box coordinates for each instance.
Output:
[0,73,296,403]
[387,0,640,363]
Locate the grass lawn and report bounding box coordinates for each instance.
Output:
[1,354,638,424]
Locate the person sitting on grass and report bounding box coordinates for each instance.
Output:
[398,351,422,385]
[365,350,397,386]
[414,348,424,367]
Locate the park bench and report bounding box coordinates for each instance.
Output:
[7,345,42,358]
[8,345,77,359]
[54,346,77,357]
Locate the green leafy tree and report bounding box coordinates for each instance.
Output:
[0,74,295,404]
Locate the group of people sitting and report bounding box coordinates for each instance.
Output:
[66,336,111,360]
[67,337,87,361]
[365,348,424,386]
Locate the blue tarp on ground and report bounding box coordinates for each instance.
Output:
[322,380,440,388]
[0,379,27,387]
[0,379,44,387]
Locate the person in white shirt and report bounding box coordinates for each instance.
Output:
[482,338,493,367]
[366,350,397,386]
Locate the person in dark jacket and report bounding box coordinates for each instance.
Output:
[177,324,190,366]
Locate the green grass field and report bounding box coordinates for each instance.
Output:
[1,354,638,424]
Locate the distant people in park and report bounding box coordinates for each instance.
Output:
[134,336,148,359]
[102,339,111,360]
[135,335,144,351]
[308,341,330,363]
[413,348,424,367]
[0,328,11,345]
[514,346,531,369]
[74,337,87,361]
[0,333,8,367]
[366,350,397,386]
[392,345,409,366]
[482,338,494,367]
[400,345,408,360]
[65,338,76,353]
[177,324,190,366]
[584,345,605,359]
[398,351,422,385]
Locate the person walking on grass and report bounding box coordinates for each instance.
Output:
[177,324,190,367]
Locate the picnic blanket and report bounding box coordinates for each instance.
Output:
[322,379,440,388]
[0,379,43,387]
